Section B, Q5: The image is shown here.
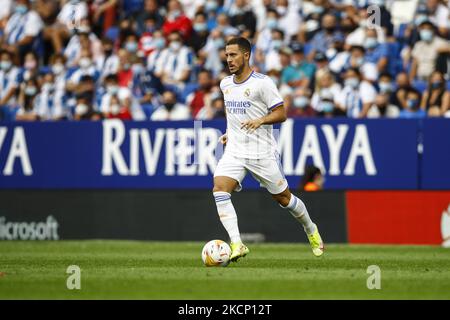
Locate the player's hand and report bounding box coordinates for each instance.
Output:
[218,134,228,145]
[241,118,264,133]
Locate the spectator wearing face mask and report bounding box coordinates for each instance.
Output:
[67,49,100,93]
[0,50,20,116]
[2,0,44,63]
[255,9,279,66]
[263,29,285,72]
[307,13,344,61]
[227,0,257,38]
[410,21,449,81]
[162,0,193,40]
[289,87,317,118]
[398,88,427,119]
[186,69,214,119]
[394,71,411,110]
[311,70,341,114]
[64,19,102,68]
[362,28,389,73]
[189,12,210,53]
[138,15,162,57]
[73,93,102,121]
[34,71,69,121]
[15,77,40,121]
[136,0,164,35]
[425,0,449,37]
[146,30,166,73]
[105,94,133,120]
[96,38,120,83]
[151,90,190,121]
[154,31,194,91]
[335,67,377,118]
[420,71,450,117]
[367,93,400,118]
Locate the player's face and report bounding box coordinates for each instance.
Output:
[225,44,248,75]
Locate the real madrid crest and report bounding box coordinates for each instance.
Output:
[244,88,251,97]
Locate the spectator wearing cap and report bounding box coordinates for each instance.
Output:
[425,0,449,37]
[366,93,400,118]
[162,0,193,40]
[0,50,20,115]
[2,0,44,63]
[398,88,427,119]
[227,0,257,38]
[154,31,194,92]
[281,42,316,88]
[335,67,377,118]
[151,90,190,121]
[362,28,389,73]
[409,21,449,81]
[307,14,344,61]
[42,0,88,54]
[420,70,450,117]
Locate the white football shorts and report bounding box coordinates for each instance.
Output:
[214,152,289,194]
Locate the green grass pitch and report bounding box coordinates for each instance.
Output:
[0,241,449,299]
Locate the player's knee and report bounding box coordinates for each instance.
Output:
[272,192,291,207]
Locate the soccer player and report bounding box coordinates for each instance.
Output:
[213,37,324,262]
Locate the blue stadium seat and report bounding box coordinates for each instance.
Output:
[105,26,120,42]
[412,80,427,93]
[141,103,155,118]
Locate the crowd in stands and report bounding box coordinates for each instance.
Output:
[0,0,449,121]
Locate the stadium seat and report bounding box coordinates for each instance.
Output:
[412,79,427,93]
[105,26,120,42]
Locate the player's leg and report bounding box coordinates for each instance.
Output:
[247,157,324,256]
[213,155,249,262]
[271,187,324,257]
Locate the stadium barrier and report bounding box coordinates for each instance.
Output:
[2,118,448,189]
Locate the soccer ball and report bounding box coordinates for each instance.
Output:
[201,240,231,267]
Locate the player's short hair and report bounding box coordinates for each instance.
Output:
[226,37,252,56]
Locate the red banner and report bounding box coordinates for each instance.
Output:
[346,191,450,245]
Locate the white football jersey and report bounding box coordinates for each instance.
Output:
[220,71,284,160]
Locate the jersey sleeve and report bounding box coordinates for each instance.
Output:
[262,77,284,111]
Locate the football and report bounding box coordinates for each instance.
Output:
[201,240,231,267]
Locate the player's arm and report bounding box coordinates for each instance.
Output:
[241,104,286,133]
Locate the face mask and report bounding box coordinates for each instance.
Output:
[379,82,393,93]
[78,26,90,34]
[321,101,334,113]
[170,41,181,52]
[213,38,224,48]
[169,10,181,20]
[165,102,175,111]
[24,86,37,96]
[276,6,287,16]
[0,61,12,71]
[79,57,91,69]
[420,29,434,42]
[266,19,277,30]
[122,63,131,71]
[104,48,113,56]
[370,0,385,6]
[414,15,428,26]
[110,104,120,115]
[15,4,28,15]
[42,83,54,92]
[311,5,324,15]
[345,77,359,89]
[75,103,89,115]
[364,37,378,49]
[324,26,335,33]
[431,81,442,89]
[125,42,138,53]
[194,23,208,33]
[353,57,364,66]
[205,1,218,12]
[153,38,165,49]
[24,60,37,70]
[293,96,309,108]
[107,85,119,95]
[271,40,282,50]
[407,99,419,109]
[52,63,64,75]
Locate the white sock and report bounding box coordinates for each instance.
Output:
[281,194,316,235]
[213,191,241,243]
